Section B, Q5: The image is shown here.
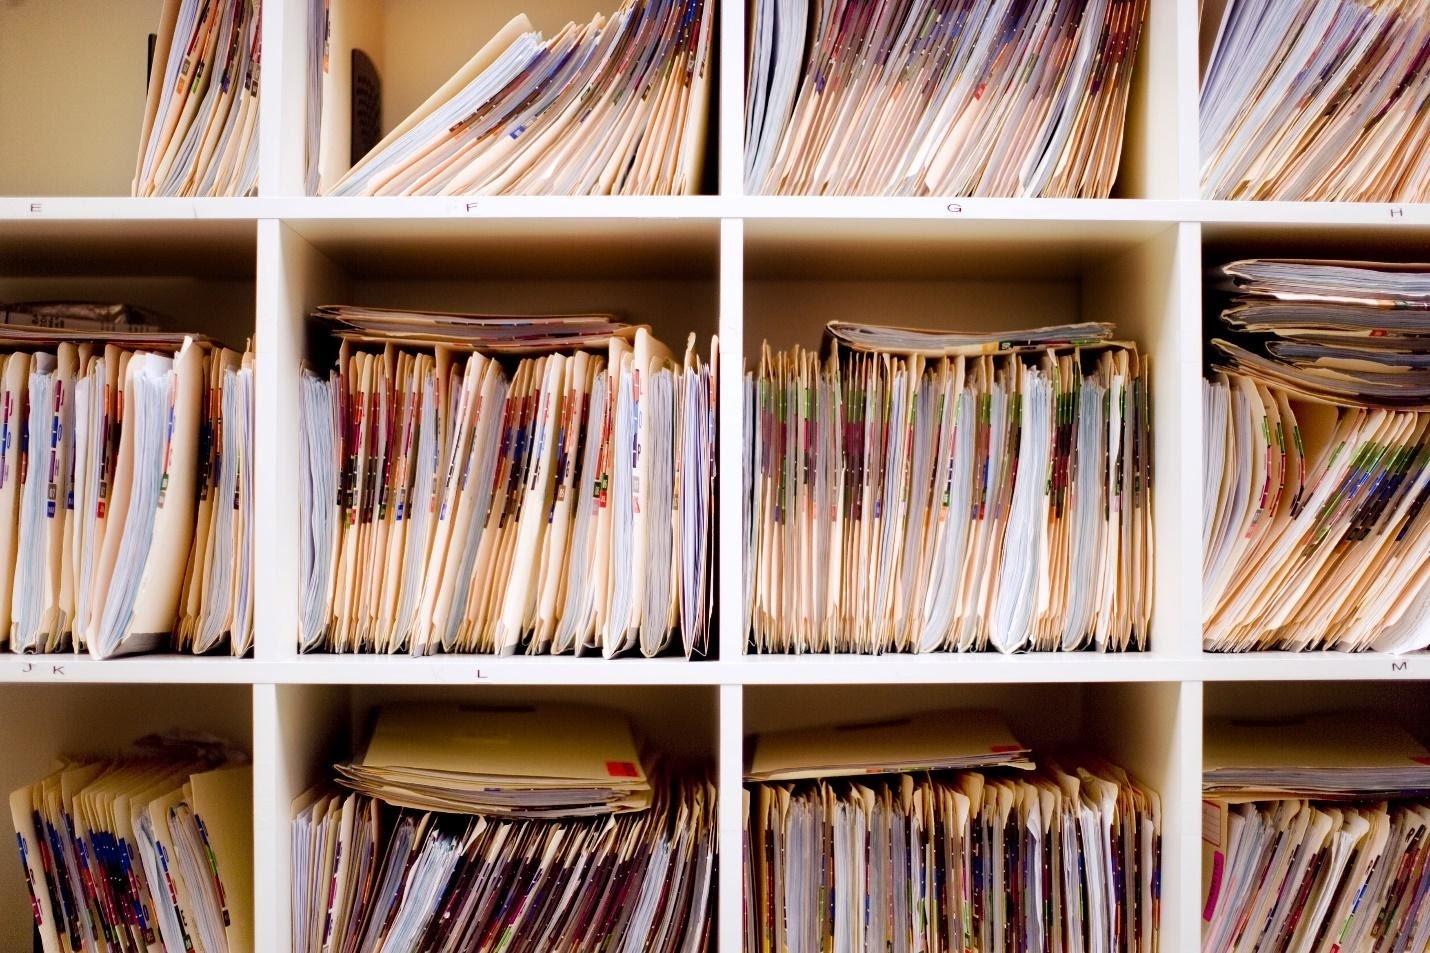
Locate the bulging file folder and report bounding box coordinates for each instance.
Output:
[0,317,254,659]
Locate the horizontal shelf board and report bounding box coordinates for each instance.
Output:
[2,652,1424,684]
[0,655,263,683]
[1191,652,1430,681]
[3,196,1427,228]
[736,654,1186,683]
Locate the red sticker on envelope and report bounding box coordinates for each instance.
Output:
[606,761,640,778]
[990,745,1023,753]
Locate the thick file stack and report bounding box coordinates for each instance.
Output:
[745,321,1153,654]
[1203,259,1430,653]
[333,703,654,817]
[744,0,1148,196]
[298,307,717,657]
[744,710,1161,952]
[134,0,263,197]
[316,0,713,196]
[9,738,252,953]
[292,704,714,953]
[0,317,254,659]
[1201,713,1430,952]
[1201,0,1430,202]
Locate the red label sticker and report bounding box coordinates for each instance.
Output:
[606,761,639,778]
[990,745,1023,753]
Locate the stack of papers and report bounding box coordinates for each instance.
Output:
[0,329,254,658]
[1203,261,1430,653]
[320,0,713,196]
[133,0,263,197]
[0,301,161,334]
[1201,0,1430,201]
[746,708,1034,781]
[293,767,714,953]
[744,0,1148,196]
[746,759,1161,953]
[299,310,716,657]
[745,322,1152,654]
[1202,798,1430,953]
[9,743,251,953]
[1211,259,1430,409]
[334,703,652,817]
[1203,712,1430,798]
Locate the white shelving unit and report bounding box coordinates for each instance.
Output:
[0,0,1427,951]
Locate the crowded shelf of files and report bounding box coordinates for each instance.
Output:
[1,0,1429,951]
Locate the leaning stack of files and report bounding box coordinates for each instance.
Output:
[1201,0,1430,201]
[133,0,263,197]
[744,711,1161,953]
[293,769,714,953]
[334,703,653,817]
[744,0,1149,196]
[0,322,255,659]
[745,320,1153,654]
[1201,713,1430,952]
[299,307,717,657]
[317,0,713,196]
[1203,259,1430,653]
[9,737,253,953]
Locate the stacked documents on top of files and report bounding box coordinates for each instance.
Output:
[1201,711,1430,952]
[335,703,652,816]
[134,0,263,197]
[299,309,716,658]
[745,320,1152,654]
[9,737,252,953]
[744,0,1148,196]
[294,765,714,953]
[1201,0,1430,201]
[317,0,713,196]
[1203,712,1430,798]
[0,317,254,659]
[1210,259,1430,409]
[1203,261,1430,653]
[746,708,1034,781]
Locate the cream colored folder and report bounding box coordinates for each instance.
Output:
[336,14,533,192]
[747,708,1035,782]
[190,764,253,953]
[357,702,646,785]
[127,339,205,641]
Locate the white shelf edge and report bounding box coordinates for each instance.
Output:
[2,653,1422,685]
[4,196,1426,226]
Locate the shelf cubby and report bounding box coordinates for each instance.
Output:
[0,682,254,952]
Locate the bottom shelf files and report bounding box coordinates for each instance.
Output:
[10,737,253,953]
[744,761,1162,953]
[292,769,716,953]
